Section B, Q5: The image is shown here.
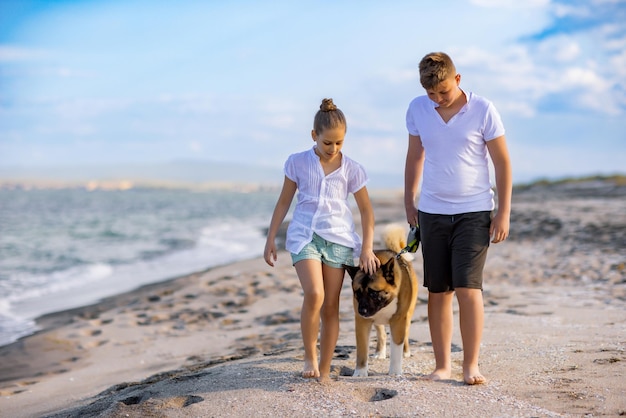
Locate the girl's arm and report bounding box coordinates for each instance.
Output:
[264,176,297,266]
[353,186,381,275]
[486,135,512,243]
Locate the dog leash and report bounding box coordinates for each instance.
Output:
[396,226,420,259]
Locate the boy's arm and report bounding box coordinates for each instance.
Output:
[353,186,380,274]
[404,134,425,226]
[486,135,512,243]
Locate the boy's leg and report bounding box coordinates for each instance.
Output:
[451,211,489,384]
[317,264,345,381]
[427,290,454,380]
[456,287,486,384]
[295,259,325,378]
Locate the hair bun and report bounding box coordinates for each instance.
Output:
[320,98,337,112]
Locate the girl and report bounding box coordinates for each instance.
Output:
[264,98,380,382]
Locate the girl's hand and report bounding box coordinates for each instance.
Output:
[264,240,277,267]
[359,250,380,275]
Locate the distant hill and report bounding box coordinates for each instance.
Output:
[513,175,626,199]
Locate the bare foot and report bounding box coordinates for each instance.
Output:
[317,373,332,384]
[463,366,487,385]
[302,359,320,379]
[424,368,451,381]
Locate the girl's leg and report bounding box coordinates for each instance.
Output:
[427,290,454,380]
[317,264,345,381]
[456,287,486,384]
[294,259,325,378]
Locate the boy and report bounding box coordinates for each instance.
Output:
[404,52,512,384]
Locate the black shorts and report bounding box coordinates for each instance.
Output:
[418,210,491,293]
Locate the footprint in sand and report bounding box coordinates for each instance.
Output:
[79,329,103,337]
[0,380,38,396]
[79,339,109,349]
[256,309,300,326]
[593,357,621,364]
[118,394,204,411]
[220,318,241,327]
[88,318,114,326]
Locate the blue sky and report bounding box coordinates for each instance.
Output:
[1,0,625,185]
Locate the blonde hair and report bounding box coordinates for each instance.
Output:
[418,52,457,90]
[313,98,346,135]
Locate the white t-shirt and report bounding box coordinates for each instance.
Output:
[284,146,368,256]
[406,91,505,215]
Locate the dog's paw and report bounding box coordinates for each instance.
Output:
[353,368,369,377]
[373,350,387,359]
[403,351,411,359]
[388,366,402,376]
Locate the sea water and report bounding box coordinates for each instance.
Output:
[0,187,282,347]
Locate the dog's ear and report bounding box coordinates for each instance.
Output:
[344,265,360,280]
[381,257,396,285]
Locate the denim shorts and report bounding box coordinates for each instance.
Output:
[418,210,492,293]
[291,233,355,268]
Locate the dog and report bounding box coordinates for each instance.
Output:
[345,224,418,376]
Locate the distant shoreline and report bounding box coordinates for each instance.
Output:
[1,173,624,192]
[0,179,282,192]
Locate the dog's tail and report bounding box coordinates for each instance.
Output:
[381,223,412,260]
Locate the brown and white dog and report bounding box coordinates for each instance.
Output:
[345,224,418,376]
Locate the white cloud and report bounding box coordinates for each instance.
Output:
[188,141,203,152]
[603,33,626,51]
[171,96,218,115]
[536,36,581,62]
[450,9,625,117]
[261,115,297,130]
[552,3,589,18]
[469,0,549,8]
[0,45,49,61]
[50,98,132,119]
[562,67,607,90]
[346,135,403,171]
[378,68,417,85]
[497,102,536,118]
[611,48,626,78]
[38,122,96,137]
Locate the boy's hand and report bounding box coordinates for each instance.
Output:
[405,205,419,229]
[490,212,510,243]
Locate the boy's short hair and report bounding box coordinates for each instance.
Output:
[419,52,457,90]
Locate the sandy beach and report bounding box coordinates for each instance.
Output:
[1,178,625,417]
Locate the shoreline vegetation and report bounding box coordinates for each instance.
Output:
[0,176,624,417]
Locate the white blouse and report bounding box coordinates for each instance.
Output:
[284,146,368,257]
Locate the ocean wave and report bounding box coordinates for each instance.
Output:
[0,220,269,348]
[0,188,279,348]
